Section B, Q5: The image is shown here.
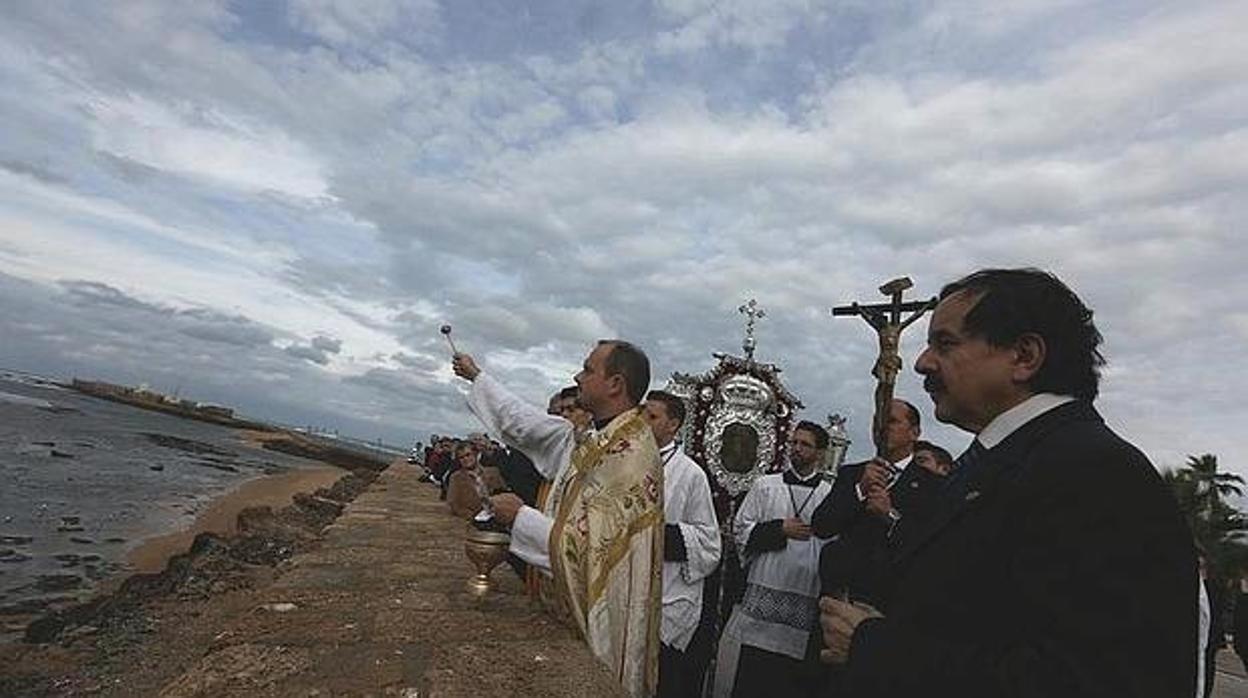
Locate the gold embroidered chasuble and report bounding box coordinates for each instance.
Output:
[545,406,664,698]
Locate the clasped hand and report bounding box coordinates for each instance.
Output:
[781,517,812,540]
[859,459,895,519]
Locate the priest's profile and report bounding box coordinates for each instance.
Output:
[453,340,664,698]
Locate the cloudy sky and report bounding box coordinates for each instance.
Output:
[1,1,1245,472]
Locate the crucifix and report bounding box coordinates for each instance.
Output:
[832,277,937,458]
[738,298,766,361]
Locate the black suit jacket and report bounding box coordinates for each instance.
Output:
[843,400,1197,698]
[496,447,543,507]
[813,457,947,607]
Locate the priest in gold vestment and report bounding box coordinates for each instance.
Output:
[453,340,664,698]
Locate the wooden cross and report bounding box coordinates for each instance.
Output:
[738,298,766,361]
[832,277,937,458]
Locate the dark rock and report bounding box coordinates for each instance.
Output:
[142,433,235,457]
[293,492,343,517]
[20,467,366,644]
[60,516,80,526]
[193,460,238,473]
[32,574,83,593]
[189,532,231,557]
[235,506,276,535]
[83,564,110,581]
[0,549,32,563]
[229,536,294,566]
[0,595,75,616]
[0,535,34,545]
[261,437,388,471]
[59,623,99,643]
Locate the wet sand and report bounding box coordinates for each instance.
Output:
[126,465,346,573]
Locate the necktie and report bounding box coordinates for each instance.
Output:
[884,461,902,488]
[954,439,986,473]
[943,439,987,498]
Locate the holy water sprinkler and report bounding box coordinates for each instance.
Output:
[440,324,459,354]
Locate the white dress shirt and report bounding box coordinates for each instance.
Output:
[976,393,1074,449]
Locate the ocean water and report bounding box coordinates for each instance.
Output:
[0,372,338,638]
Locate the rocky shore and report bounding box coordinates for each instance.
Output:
[4,462,624,697]
[0,433,390,697]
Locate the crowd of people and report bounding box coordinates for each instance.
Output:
[412,268,1202,698]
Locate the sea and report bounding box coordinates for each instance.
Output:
[0,370,352,640]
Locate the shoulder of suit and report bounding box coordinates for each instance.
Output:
[833,462,865,485]
[1029,416,1153,484]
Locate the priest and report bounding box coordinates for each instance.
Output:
[453,340,664,698]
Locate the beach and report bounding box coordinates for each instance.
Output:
[124,464,346,573]
[0,374,394,643]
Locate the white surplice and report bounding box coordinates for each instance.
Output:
[466,372,577,572]
[713,468,832,698]
[660,441,722,651]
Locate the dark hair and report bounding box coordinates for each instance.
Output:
[897,399,920,430]
[598,340,651,405]
[646,390,686,427]
[794,420,830,450]
[913,440,952,466]
[941,268,1104,400]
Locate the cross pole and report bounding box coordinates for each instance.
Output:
[831,277,937,458]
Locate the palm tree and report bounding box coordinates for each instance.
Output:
[1165,454,1248,582]
[1187,454,1244,511]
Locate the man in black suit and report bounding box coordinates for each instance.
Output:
[814,398,947,610]
[819,268,1196,697]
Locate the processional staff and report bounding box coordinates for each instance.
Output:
[831,277,936,458]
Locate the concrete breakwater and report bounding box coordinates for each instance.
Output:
[1,464,625,697]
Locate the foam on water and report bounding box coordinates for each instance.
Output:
[0,390,53,409]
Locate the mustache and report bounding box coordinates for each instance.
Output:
[923,377,945,394]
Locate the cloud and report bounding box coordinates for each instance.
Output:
[87,93,329,199]
[287,0,443,51]
[58,280,276,348]
[178,318,274,348]
[284,334,344,365]
[654,0,831,54]
[0,0,1245,473]
[0,159,67,186]
[61,280,164,312]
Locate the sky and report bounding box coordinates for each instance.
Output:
[1,1,1245,473]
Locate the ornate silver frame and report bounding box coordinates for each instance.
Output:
[667,353,804,497]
